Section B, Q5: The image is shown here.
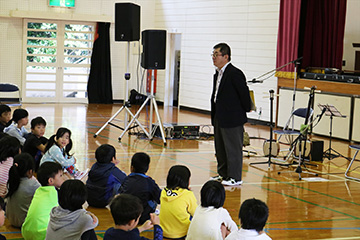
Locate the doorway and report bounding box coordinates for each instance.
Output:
[22,19,95,103]
[165,33,181,108]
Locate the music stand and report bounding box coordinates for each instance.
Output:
[319,104,347,160]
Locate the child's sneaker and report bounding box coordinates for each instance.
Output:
[74,168,89,180]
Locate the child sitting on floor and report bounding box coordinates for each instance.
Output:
[104,193,163,240]
[159,165,197,239]
[86,144,127,208]
[0,196,6,240]
[225,198,271,240]
[0,136,21,198]
[4,108,29,146]
[40,127,88,180]
[23,117,48,171]
[120,152,161,224]
[5,153,41,228]
[21,162,64,240]
[186,180,237,240]
[46,179,98,240]
[0,104,11,132]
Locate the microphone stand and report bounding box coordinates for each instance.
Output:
[248,57,302,132]
[248,57,302,84]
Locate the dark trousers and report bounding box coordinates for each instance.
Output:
[214,119,244,181]
[81,229,97,240]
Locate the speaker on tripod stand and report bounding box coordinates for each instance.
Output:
[118,29,168,145]
[141,30,166,69]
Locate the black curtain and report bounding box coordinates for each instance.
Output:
[87,22,113,104]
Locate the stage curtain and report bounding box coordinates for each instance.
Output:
[301,0,347,70]
[87,22,113,104]
[275,0,302,79]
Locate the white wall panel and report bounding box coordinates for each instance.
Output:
[352,97,360,142]
[313,94,351,140]
[155,0,280,121]
[0,17,23,98]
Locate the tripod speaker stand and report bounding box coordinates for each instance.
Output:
[94,3,142,139]
[94,42,148,138]
[118,30,167,146]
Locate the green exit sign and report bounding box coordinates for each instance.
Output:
[49,0,75,8]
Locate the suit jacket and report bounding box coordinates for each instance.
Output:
[211,63,251,128]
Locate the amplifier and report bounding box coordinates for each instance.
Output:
[152,123,200,139]
[172,124,200,139]
[300,72,360,84]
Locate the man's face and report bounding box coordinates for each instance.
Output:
[0,111,11,125]
[212,48,228,69]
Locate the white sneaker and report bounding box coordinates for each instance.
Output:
[221,178,243,186]
[74,168,89,180]
[210,175,223,181]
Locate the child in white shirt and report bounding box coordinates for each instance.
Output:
[225,198,272,240]
[186,180,237,240]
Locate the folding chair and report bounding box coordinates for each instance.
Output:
[345,145,360,181]
[274,107,313,161]
[0,83,22,106]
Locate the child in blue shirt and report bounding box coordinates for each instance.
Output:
[3,108,29,146]
[120,152,161,224]
[40,127,88,180]
[86,144,126,208]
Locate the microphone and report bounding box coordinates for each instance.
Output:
[318,106,327,122]
[291,56,303,64]
[248,78,264,83]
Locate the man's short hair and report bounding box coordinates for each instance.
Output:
[37,162,63,186]
[0,104,11,116]
[200,180,225,208]
[213,43,231,61]
[110,194,143,225]
[95,144,116,164]
[59,179,87,211]
[30,116,47,129]
[239,198,269,232]
[12,108,28,123]
[131,152,150,173]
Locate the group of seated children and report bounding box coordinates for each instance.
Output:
[1,104,272,240]
[20,162,98,240]
[0,104,88,179]
[89,150,271,240]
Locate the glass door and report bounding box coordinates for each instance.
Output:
[22,19,95,103]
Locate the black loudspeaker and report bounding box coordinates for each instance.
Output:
[141,30,166,69]
[115,3,140,41]
[310,140,324,162]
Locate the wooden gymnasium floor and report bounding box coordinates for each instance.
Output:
[1,103,360,240]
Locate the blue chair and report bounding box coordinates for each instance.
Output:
[0,83,22,106]
[345,145,360,181]
[273,107,313,160]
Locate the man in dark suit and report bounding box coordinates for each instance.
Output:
[210,43,251,186]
